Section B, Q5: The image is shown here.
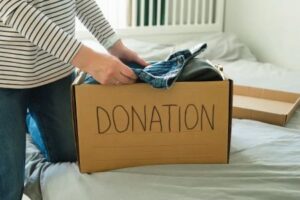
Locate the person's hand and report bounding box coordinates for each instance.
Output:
[108,40,149,67]
[72,45,137,85]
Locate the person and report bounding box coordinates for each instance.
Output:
[0,0,147,199]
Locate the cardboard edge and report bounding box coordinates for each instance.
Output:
[234,107,286,126]
[285,97,300,125]
[227,79,233,164]
[234,85,300,103]
[71,84,83,172]
[71,71,88,172]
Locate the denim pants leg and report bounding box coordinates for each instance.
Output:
[0,74,77,199]
[0,89,29,200]
[27,74,77,162]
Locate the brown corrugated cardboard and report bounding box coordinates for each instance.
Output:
[72,74,233,173]
[233,85,300,126]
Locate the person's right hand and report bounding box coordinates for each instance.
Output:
[72,45,137,85]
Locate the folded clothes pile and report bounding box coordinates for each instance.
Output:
[85,43,224,89]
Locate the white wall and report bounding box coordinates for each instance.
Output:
[225,0,300,70]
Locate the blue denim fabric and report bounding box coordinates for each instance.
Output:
[130,49,192,89]
[85,49,194,89]
[0,74,76,200]
[26,114,48,159]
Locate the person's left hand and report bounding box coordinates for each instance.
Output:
[108,40,149,67]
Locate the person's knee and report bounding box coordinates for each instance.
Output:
[47,137,77,163]
[58,143,77,162]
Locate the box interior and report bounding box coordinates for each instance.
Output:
[234,95,296,115]
[233,85,300,125]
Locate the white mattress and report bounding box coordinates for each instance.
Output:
[24,33,300,200]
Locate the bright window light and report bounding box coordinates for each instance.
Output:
[76,0,130,34]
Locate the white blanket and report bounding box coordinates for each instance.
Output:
[24,33,300,200]
[25,119,300,200]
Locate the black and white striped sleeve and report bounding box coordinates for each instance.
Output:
[76,0,120,49]
[0,0,82,64]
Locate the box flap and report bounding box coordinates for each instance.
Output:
[72,71,87,86]
[286,98,300,123]
[227,80,233,163]
[233,85,300,126]
[71,84,81,168]
[234,85,300,103]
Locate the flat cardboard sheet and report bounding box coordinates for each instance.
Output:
[72,80,232,173]
[233,85,300,126]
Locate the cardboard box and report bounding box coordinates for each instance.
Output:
[72,73,233,173]
[233,85,300,126]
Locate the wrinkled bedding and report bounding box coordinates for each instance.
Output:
[24,33,300,200]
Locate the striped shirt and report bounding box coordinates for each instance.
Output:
[0,0,119,88]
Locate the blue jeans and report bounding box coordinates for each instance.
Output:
[130,55,187,89]
[85,53,188,89]
[0,74,76,200]
[130,44,207,88]
[85,45,207,89]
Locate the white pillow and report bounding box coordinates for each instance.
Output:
[174,32,257,62]
[123,38,174,61]
[82,32,257,62]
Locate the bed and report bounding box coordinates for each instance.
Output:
[24,0,300,199]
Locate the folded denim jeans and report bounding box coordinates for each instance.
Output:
[85,43,207,89]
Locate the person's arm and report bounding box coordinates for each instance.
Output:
[71,45,137,85]
[0,0,137,85]
[75,0,148,66]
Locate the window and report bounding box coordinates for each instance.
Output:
[76,0,130,36]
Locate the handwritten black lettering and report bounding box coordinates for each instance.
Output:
[96,106,111,134]
[184,104,199,130]
[131,105,147,132]
[112,105,130,133]
[150,105,163,132]
[162,104,178,132]
[95,103,217,134]
[201,105,215,131]
[178,106,181,132]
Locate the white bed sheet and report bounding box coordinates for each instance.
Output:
[25,119,300,200]
[24,33,300,200]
